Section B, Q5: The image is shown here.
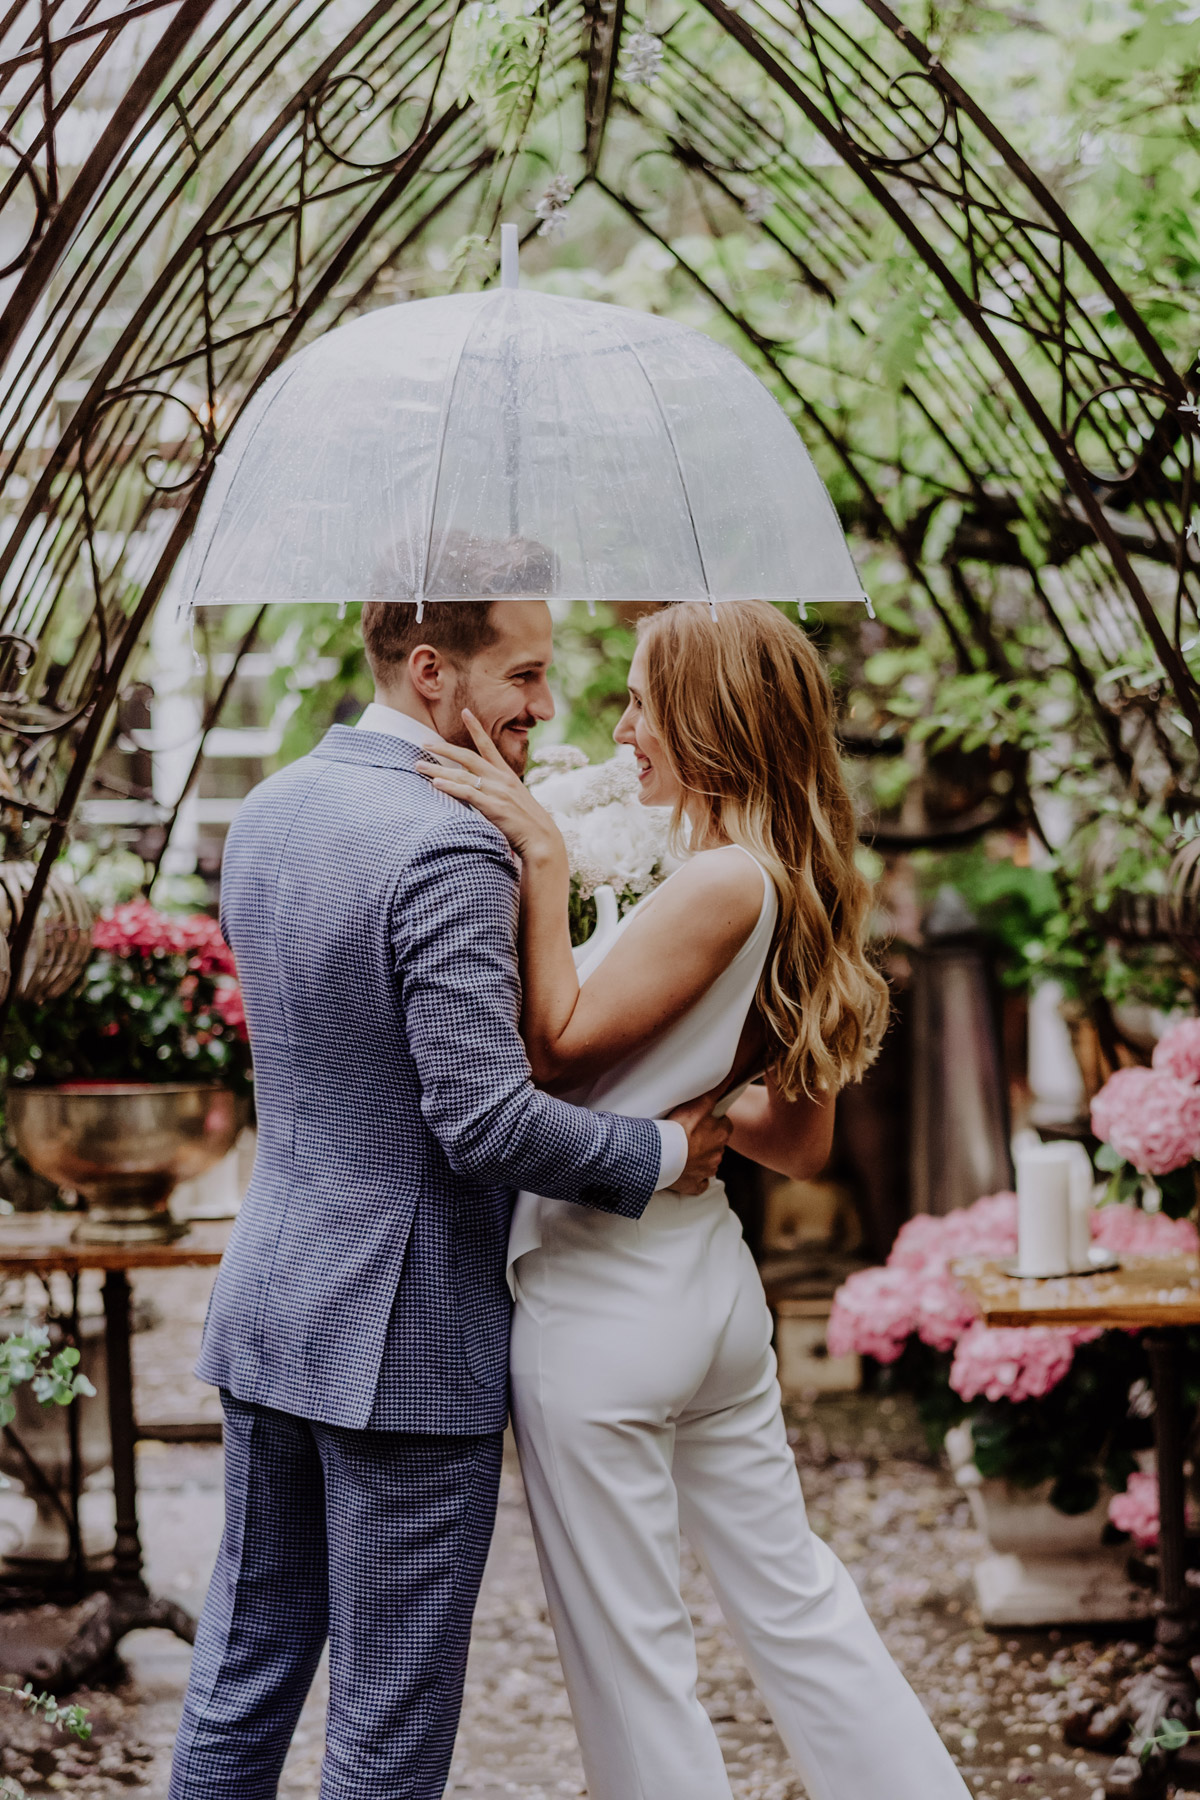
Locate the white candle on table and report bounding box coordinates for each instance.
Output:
[1063,1142,1095,1270]
[1016,1143,1072,1277]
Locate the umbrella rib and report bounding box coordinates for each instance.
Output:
[619,331,712,604]
[419,297,487,614]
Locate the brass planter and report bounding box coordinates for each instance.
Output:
[7,1082,245,1243]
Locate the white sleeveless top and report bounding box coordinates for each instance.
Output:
[507,845,778,1283]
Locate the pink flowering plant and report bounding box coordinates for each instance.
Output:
[828,1191,1189,1514]
[5,899,250,1092]
[1089,1019,1200,1219]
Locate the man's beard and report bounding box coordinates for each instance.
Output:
[447,675,533,775]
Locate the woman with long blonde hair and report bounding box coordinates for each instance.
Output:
[421,600,970,1800]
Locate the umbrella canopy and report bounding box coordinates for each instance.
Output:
[179,280,869,615]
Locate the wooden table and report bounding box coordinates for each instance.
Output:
[0,1214,230,1685]
[958,1255,1200,1800]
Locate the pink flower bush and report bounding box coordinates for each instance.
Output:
[213,981,248,1039]
[826,1266,916,1365]
[1108,1470,1159,1548]
[912,1269,982,1353]
[1090,1065,1200,1175]
[1152,1018,1200,1088]
[829,1191,1018,1364]
[828,1186,1196,1404]
[889,1191,1017,1271]
[1092,1205,1199,1258]
[93,899,237,979]
[949,1322,1101,1404]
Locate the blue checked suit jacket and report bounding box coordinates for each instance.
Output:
[196,725,663,1434]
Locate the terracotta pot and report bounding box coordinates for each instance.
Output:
[7,1081,246,1243]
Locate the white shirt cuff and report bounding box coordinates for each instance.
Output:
[653,1120,689,1192]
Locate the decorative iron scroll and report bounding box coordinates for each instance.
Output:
[0,0,1194,1014]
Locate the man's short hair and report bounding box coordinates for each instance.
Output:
[361,532,556,682]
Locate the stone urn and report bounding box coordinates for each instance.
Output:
[945,1424,1147,1626]
[7,1081,246,1243]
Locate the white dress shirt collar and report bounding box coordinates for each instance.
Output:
[356,701,448,750]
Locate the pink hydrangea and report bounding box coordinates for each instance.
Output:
[913,1269,981,1353]
[1090,1065,1200,1175]
[949,1322,1101,1404]
[1108,1470,1159,1548]
[1152,1019,1200,1087]
[1092,1205,1199,1259]
[888,1191,1018,1273]
[826,1267,915,1364]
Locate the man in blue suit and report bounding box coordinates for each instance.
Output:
[169,558,729,1799]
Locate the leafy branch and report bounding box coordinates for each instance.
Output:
[0,1683,92,1741]
[0,1328,95,1432]
[0,1329,95,1778]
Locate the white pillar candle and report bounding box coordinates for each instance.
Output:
[1016,1143,1072,1277]
[1063,1143,1096,1270]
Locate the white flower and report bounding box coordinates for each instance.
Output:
[622,30,664,85]
[536,747,671,907]
[528,743,589,785]
[743,186,772,224]
[535,174,574,238]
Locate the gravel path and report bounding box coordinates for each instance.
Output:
[0,1270,1183,1800]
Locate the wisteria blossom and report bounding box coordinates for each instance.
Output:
[621,29,664,83]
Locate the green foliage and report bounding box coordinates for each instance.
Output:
[261,604,371,770]
[550,604,640,760]
[0,1332,93,1778]
[447,0,549,153]
[0,1684,91,1742]
[1139,1696,1200,1763]
[913,844,1060,988]
[879,1330,1154,1513]
[0,1328,96,1432]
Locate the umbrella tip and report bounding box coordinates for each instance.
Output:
[500,223,519,290]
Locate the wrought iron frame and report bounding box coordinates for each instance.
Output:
[0,0,1195,1014]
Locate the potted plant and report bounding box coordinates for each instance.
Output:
[827,1191,1196,1624]
[3,899,251,1243]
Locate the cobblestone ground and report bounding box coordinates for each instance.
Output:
[0,1268,1184,1800]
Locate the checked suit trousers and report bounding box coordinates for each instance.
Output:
[168,1393,503,1800]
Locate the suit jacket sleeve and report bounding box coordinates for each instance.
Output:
[392,812,662,1218]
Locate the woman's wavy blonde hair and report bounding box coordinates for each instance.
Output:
[636,600,888,1098]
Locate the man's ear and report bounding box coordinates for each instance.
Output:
[407,644,447,703]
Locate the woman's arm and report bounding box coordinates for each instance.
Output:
[725,1072,835,1181]
[418,719,763,1088]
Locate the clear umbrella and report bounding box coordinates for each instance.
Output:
[179,230,869,618]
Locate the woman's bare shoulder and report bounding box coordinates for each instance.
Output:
[641,846,765,938]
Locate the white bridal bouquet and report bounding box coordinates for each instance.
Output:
[527,745,673,945]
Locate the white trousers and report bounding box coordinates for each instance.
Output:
[510,1187,972,1800]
